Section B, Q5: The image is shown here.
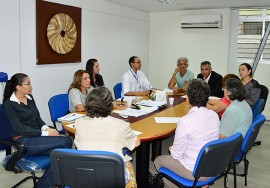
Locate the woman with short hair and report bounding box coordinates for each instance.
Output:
[74,87,140,187]
[220,78,252,138]
[68,70,92,112]
[155,79,220,188]
[207,74,240,118]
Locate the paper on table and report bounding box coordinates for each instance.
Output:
[116,96,142,102]
[57,113,85,122]
[114,106,158,117]
[155,117,180,123]
[133,130,142,136]
[181,95,221,100]
[163,88,173,92]
[137,100,166,107]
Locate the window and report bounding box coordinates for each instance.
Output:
[237,9,270,64]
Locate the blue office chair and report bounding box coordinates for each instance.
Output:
[155,132,243,188]
[229,114,266,188]
[252,99,264,121]
[50,149,126,188]
[0,104,50,188]
[253,84,268,146]
[48,93,69,132]
[113,82,122,100]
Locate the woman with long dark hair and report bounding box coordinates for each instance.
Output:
[86,58,104,88]
[3,73,72,187]
[239,63,261,108]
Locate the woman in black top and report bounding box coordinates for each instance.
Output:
[86,58,104,88]
[3,73,72,188]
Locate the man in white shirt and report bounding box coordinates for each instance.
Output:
[121,56,152,96]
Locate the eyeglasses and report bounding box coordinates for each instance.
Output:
[134,61,141,64]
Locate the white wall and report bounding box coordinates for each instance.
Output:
[0,0,149,124]
[149,9,231,89]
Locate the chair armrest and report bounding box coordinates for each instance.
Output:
[0,139,27,173]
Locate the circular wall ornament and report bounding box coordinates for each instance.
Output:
[47,13,77,54]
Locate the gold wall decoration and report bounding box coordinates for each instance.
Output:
[47,13,77,54]
[36,0,81,65]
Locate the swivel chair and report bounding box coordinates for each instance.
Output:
[50,149,126,188]
[0,104,50,188]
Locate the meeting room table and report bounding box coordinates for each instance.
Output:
[62,94,189,188]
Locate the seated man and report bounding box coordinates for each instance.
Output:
[122,56,152,96]
[168,57,194,90]
[220,78,252,138]
[197,61,223,98]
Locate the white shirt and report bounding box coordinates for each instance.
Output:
[204,72,212,83]
[121,69,152,96]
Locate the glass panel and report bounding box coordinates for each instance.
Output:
[267,9,270,15]
[239,9,262,16]
[239,22,262,35]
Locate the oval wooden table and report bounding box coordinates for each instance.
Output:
[62,95,189,188]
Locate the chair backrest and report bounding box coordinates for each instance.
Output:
[252,99,264,121]
[240,114,266,156]
[50,149,126,188]
[48,94,69,123]
[258,84,269,112]
[0,104,13,151]
[193,132,243,179]
[113,83,122,100]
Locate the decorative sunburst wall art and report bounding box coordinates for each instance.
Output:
[36,0,81,65]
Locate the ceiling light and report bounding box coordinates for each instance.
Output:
[153,0,176,5]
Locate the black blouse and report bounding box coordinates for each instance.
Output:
[91,74,104,88]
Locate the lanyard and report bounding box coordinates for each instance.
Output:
[130,69,139,82]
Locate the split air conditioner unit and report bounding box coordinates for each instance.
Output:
[180,15,222,28]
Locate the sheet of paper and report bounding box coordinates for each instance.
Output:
[181,95,221,100]
[133,130,142,136]
[114,106,158,117]
[155,117,180,123]
[137,100,166,107]
[116,96,142,102]
[57,113,85,122]
[163,88,173,92]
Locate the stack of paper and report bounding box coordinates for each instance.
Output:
[57,113,85,122]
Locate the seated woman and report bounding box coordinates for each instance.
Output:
[207,74,240,118]
[220,78,253,138]
[154,79,220,188]
[239,63,261,108]
[68,70,92,112]
[74,87,140,187]
[3,73,72,188]
[168,57,194,91]
[86,58,104,88]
